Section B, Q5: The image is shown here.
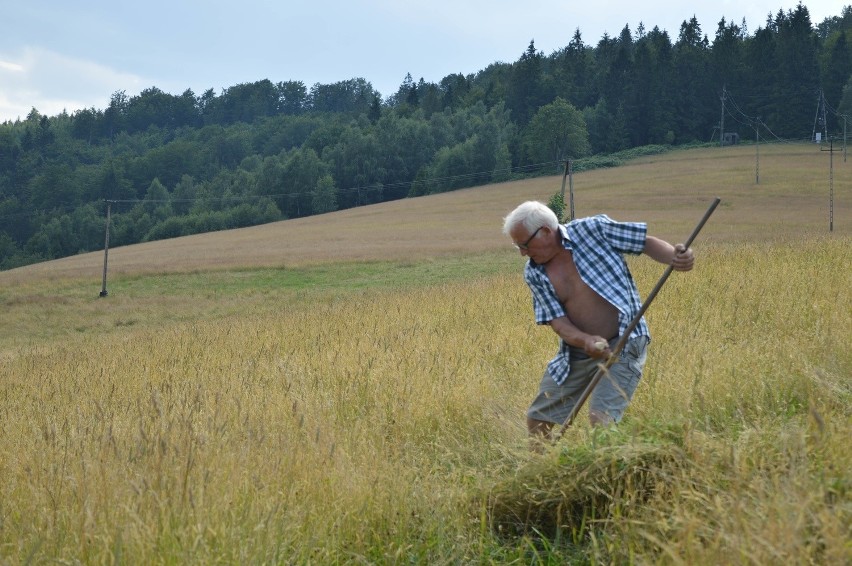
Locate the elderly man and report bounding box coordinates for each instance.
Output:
[502,201,695,442]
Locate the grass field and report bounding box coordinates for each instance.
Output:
[0,143,850,564]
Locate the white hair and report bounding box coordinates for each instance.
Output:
[502,201,559,235]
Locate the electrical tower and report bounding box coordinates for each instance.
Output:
[812,89,828,143]
[821,138,837,232]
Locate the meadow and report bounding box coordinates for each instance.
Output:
[0,143,849,564]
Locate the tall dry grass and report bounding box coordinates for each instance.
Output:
[488,235,850,564]
[1,142,849,562]
[1,235,849,563]
[0,272,530,562]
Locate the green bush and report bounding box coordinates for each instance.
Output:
[547,192,566,223]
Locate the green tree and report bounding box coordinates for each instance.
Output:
[172,174,197,215]
[368,95,382,123]
[129,138,205,191]
[69,203,104,253]
[281,148,329,217]
[628,26,676,145]
[743,24,780,127]
[439,73,470,109]
[376,113,436,200]
[506,40,544,126]
[554,29,595,109]
[711,18,747,91]
[308,78,377,114]
[323,125,384,209]
[277,80,308,115]
[417,79,443,117]
[773,5,821,138]
[420,140,475,193]
[522,97,590,165]
[70,107,102,143]
[27,163,78,210]
[257,154,287,216]
[821,31,851,126]
[467,102,516,177]
[142,178,173,222]
[24,211,92,259]
[312,174,338,214]
[817,5,852,39]
[0,196,28,244]
[672,16,715,142]
[492,141,512,182]
[838,74,852,117]
[125,87,195,132]
[210,80,280,124]
[211,125,253,168]
[255,114,327,155]
[391,73,418,111]
[0,232,22,269]
[0,128,21,175]
[644,27,676,144]
[95,160,135,202]
[103,90,129,139]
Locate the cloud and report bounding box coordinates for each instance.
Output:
[0,47,146,122]
[0,59,25,72]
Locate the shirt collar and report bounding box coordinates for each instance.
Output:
[558,224,573,250]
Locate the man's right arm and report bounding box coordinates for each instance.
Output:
[549,316,612,359]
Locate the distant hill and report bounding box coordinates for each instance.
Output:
[1,143,848,284]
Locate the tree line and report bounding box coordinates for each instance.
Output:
[1,4,850,270]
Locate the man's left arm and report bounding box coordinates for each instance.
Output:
[643,236,695,272]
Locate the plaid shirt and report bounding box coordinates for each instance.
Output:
[523,215,649,385]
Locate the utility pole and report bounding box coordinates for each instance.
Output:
[568,159,575,221]
[99,200,113,297]
[821,138,837,232]
[719,85,726,147]
[559,159,575,221]
[812,89,828,143]
[754,118,760,185]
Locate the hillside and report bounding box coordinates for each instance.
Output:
[1,142,848,284]
[1,141,850,564]
[3,6,850,274]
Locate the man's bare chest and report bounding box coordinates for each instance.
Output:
[544,252,586,303]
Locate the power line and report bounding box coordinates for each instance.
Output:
[723,89,824,144]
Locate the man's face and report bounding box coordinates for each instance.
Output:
[510,225,554,263]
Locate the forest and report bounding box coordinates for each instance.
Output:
[1,4,850,270]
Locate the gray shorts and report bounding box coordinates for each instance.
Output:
[527,336,650,425]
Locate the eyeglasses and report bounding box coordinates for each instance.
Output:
[515,226,543,250]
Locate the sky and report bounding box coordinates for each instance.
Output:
[0,1,845,123]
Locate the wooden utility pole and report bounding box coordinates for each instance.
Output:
[99,200,113,297]
[719,85,726,147]
[755,119,760,185]
[568,159,574,221]
[559,159,575,221]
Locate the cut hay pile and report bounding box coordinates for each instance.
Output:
[484,423,692,538]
